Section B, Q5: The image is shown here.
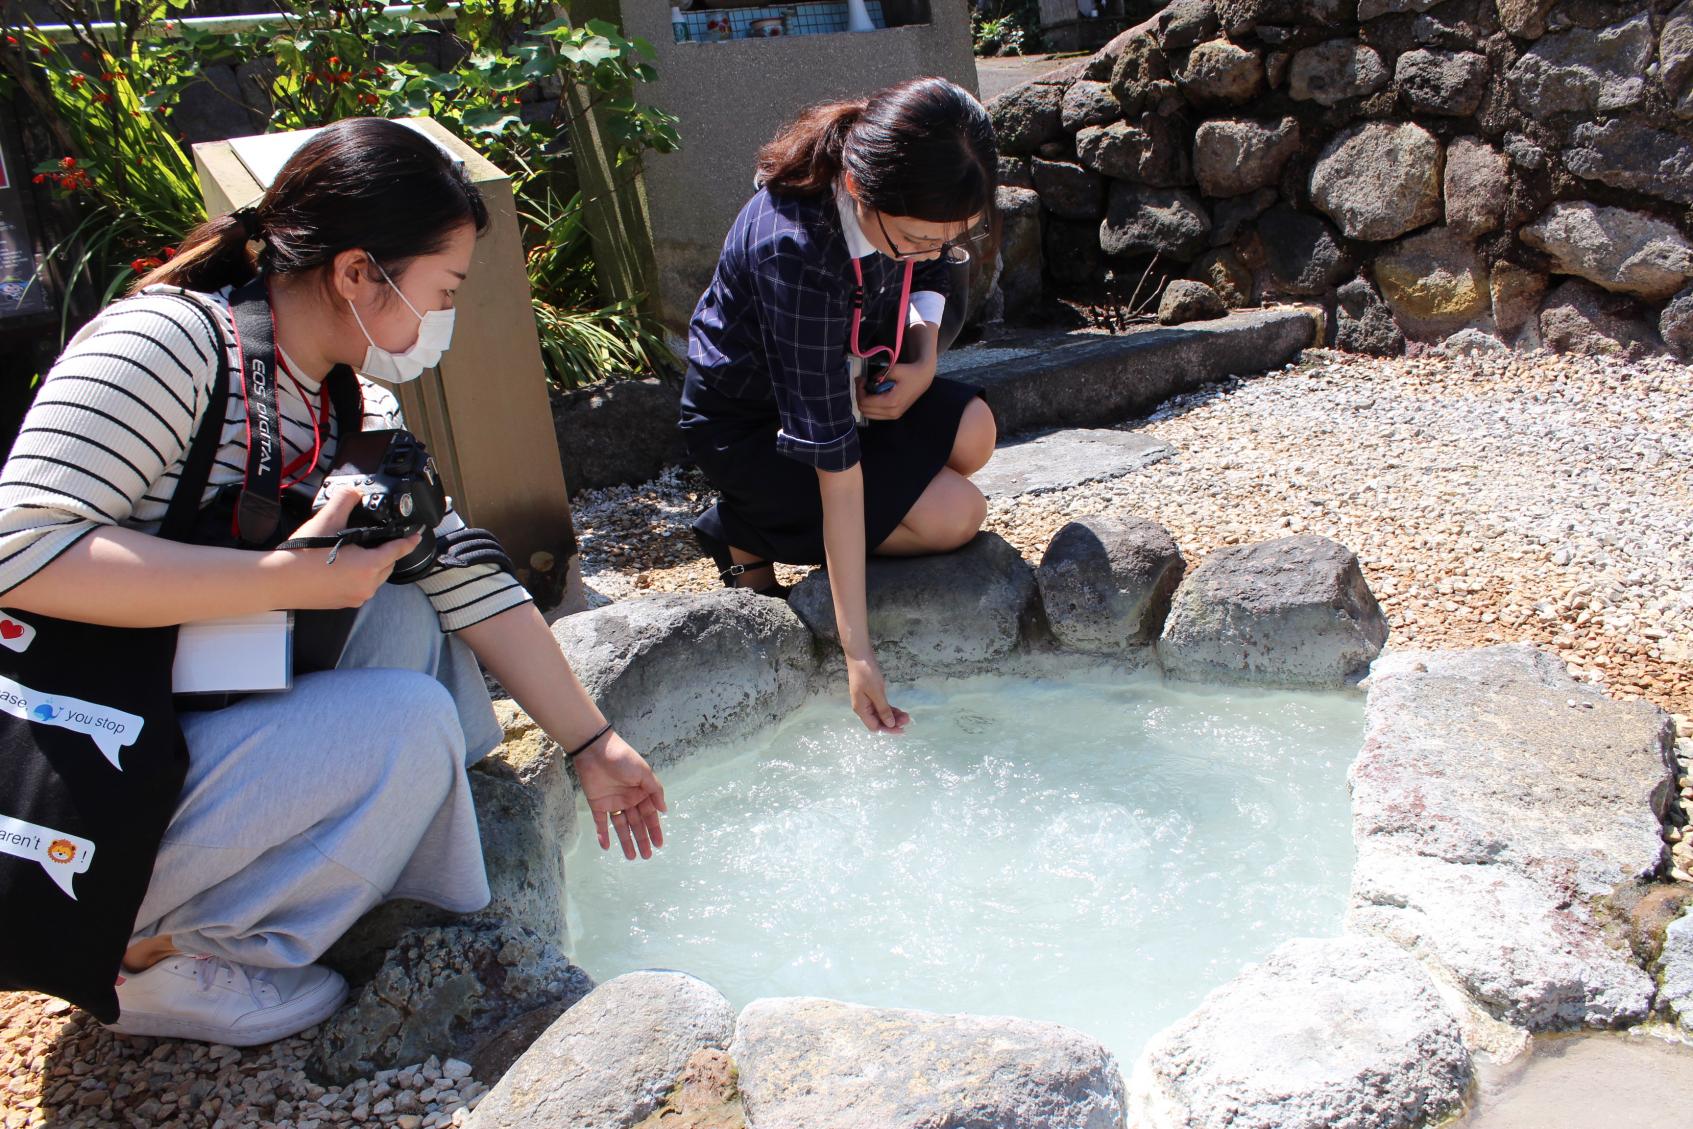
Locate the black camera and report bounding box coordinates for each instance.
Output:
[311,429,447,583]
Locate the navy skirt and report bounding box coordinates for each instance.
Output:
[680,367,985,566]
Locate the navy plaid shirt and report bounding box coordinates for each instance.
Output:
[688,186,952,472]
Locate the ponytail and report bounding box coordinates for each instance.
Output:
[130,211,259,294]
[127,118,487,299]
[755,79,996,226]
[756,99,866,196]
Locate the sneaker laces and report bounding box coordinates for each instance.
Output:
[192,954,274,1008]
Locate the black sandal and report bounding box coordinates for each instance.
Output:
[694,529,790,600]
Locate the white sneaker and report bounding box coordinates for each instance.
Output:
[106,954,348,1045]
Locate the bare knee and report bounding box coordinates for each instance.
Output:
[948,398,997,477]
[932,478,987,551]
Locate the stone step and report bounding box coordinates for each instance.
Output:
[938,307,1316,438]
[972,428,1175,499]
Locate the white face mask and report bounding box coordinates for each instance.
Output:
[347,258,455,384]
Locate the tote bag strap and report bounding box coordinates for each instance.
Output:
[154,292,234,545]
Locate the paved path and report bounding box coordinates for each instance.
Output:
[976,52,1084,101]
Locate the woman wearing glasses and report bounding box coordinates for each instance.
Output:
[680,76,998,733]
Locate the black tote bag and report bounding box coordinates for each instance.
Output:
[0,293,231,1021]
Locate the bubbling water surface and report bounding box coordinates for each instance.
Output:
[564,666,1363,1067]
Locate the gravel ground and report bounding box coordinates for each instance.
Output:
[0,995,489,1128]
[3,345,1688,1127]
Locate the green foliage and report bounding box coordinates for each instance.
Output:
[1,0,208,337]
[4,0,680,387]
[972,0,1042,57]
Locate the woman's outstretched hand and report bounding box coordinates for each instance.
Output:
[574,732,668,860]
[847,653,909,734]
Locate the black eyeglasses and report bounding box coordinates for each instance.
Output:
[872,210,989,265]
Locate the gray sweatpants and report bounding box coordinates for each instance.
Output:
[129,583,505,968]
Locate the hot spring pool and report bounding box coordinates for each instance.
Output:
[562,666,1364,1067]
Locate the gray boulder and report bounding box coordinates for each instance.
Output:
[1155,0,1219,48]
[1374,226,1491,340]
[1506,13,1653,117]
[733,997,1127,1129]
[312,920,595,1085]
[1438,327,1509,357]
[1192,117,1300,198]
[1046,218,1104,286]
[465,972,737,1129]
[1490,261,1548,338]
[1037,515,1185,653]
[1661,285,1693,362]
[1565,120,1693,206]
[1127,936,1469,1129]
[1076,117,1191,188]
[1033,158,1108,221]
[552,379,685,494]
[1309,122,1443,243]
[1250,205,1351,298]
[1287,40,1389,107]
[1100,183,1212,260]
[552,588,816,768]
[1215,0,1346,34]
[1665,0,1693,119]
[1175,38,1265,105]
[1659,910,1693,1031]
[1190,248,1255,307]
[1209,187,1277,247]
[1109,31,1174,115]
[1520,203,1693,302]
[1441,137,1509,239]
[1495,0,1553,39]
[1348,646,1677,1029]
[1157,279,1227,324]
[1062,80,1122,131]
[1394,48,1489,116]
[1356,0,1440,17]
[999,156,1035,190]
[1538,280,1663,357]
[789,533,1036,678]
[1158,535,1387,688]
[989,80,1067,157]
[997,186,1044,312]
[1335,277,1406,356]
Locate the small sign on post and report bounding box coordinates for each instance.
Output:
[192,117,584,611]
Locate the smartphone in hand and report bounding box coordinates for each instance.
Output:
[865,354,896,395]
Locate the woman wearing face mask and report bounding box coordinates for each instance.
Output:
[0,118,666,1045]
[681,77,999,733]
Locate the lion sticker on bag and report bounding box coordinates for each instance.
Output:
[0,815,95,899]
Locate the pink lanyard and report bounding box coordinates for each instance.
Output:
[849,256,913,369]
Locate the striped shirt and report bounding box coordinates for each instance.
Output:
[686,184,952,472]
[0,286,531,632]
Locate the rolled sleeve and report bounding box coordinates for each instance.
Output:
[754,247,860,472]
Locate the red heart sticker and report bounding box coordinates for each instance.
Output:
[0,620,22,641]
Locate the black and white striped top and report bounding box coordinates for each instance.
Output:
[0,286,531,632]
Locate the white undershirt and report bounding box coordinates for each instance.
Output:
[833,183,947,329]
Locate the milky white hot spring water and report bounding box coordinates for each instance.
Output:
[564,666,1363,1065]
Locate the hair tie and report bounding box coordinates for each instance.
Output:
[231,206,263,241]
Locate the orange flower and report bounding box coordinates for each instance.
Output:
[32,173,45,184]
[69,73,85,87]
[161,246,177,259]
[59,156,77,169]
[93,92,112,104]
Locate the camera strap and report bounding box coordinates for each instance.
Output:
[227,278,362,546]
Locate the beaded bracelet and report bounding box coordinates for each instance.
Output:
[564,721,614,761]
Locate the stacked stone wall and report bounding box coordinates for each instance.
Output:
[988,0,1693,359]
